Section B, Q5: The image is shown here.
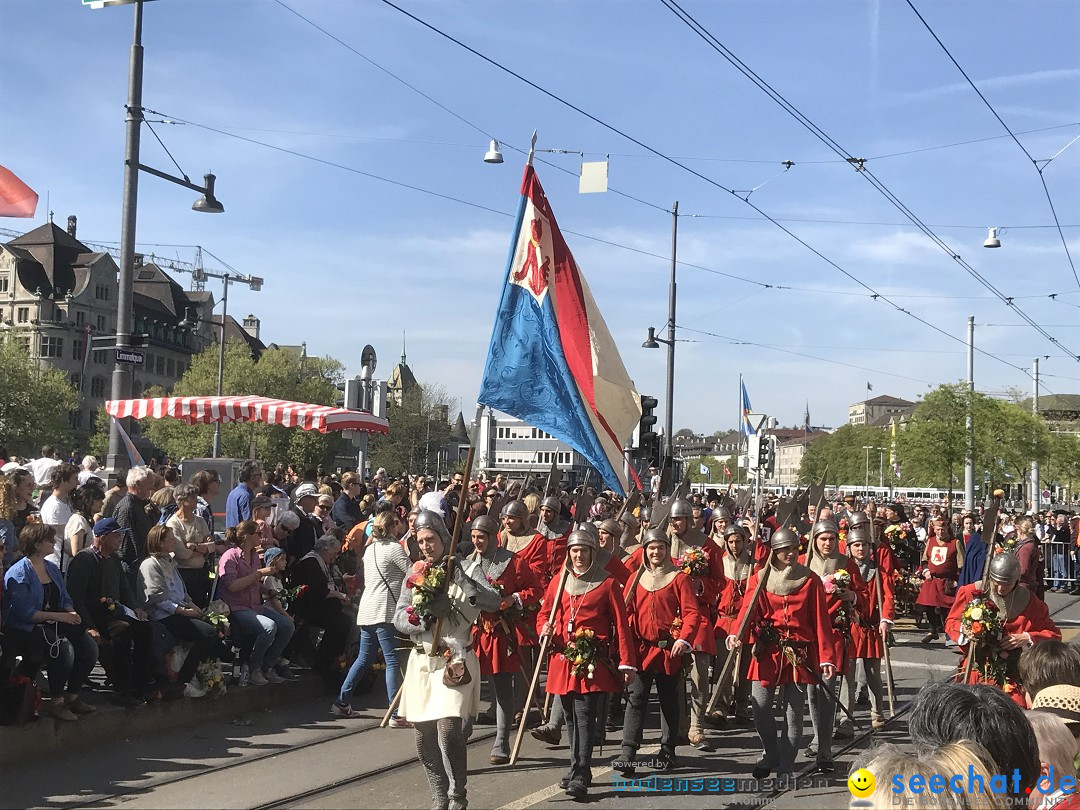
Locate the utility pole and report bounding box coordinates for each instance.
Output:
[1032,358,1041,513]
[965,316,975,512]
[663,202,678,491]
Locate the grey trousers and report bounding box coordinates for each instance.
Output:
[491,672,516,757]
[750,681,805,776]
[844,658,884,722]
[687,652,710,735]
[414,717,468,810]
[807,675,837,763]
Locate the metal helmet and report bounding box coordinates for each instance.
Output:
[501,500,529,521]
[472,515,499,537]
[639,506,651,525]
[988,552,1021,584]
[414,510,451,544]
[619,513,640,534]
[541,496,561,513]
[669,498,693,519]
[712,507,733,522]
[723,523,748,541]
[846,525,872,546]
[642,527,671,548]
[599,518,622,538]
[770,527,801,551]
[811,519,839,540]
[577,520,599,538]
[566,529,598,552]
[847,511,870,530]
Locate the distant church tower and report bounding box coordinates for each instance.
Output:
[387,331,418,407]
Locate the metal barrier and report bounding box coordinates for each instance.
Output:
[1041,537,1080,592]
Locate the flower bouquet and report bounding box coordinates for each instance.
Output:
[197,658,227,698]
[833,603,854,632]
[959,592,1003,645]
[677,545,709,577]
[562,627,601,679]
[204,599,231,637]
[884,523,909,552]
[404,560,452,628]
[823,569,851,595]
[997,535,1019,553]
[99,596,119,613]
[656,616,683,650]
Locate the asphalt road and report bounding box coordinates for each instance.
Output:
[8,593,1078,810]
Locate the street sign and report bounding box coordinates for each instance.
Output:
[745,412,767,435]
[84,0,157,8]
[115,348,145,365]
[1042,489,1051,500]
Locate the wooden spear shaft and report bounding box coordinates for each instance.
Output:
[869,520,897,718]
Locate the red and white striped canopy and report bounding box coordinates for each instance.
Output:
[106,396,389,435]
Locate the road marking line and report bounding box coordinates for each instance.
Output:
[496,744,660,810]
[884,661,956,673]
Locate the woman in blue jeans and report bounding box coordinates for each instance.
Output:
[217,520,294,686]
[334,511,410,724]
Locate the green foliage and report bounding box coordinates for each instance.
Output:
[0,340,78,456]
[368,383,454,476]
[688,455,724,484]
[799,424,891,486]
[131,341,344,469]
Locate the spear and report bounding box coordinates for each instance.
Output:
[869,518,897,718]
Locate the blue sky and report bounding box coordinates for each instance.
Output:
[3,0,1079,436]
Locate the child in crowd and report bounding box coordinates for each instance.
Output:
[252,496,277,551]
[261,547,290,619]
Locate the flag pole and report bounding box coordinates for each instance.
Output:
[738,373,743,488]
[527,130,537,166]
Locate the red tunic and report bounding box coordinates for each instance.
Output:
[472,554,543,675]
[917,536,959,608]
[715,559,753,639]
[537,573,638,695]
[623,572,700,676]
[945,583,1061,706]
[733,571,835,688]
[517,531,568,591]
[799,556,866,674]
[603,551,631,588]
[850,565,895,660]
[876,543,898,578]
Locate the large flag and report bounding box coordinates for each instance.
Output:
[478,165,641,494]
[0,165,38,218]
[112,417,145,467]
[740,378,755,436]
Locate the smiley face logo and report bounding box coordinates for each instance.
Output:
[848,768,876,798]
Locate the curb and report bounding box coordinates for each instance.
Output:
[0,674,330,764]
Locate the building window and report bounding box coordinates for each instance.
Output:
[96,314,106,331]
[75,310,85,325]
[16,336,30,353]
[90,377,106,398]
[0,275,8,292]
[40,336,63,358]
[73,339,84,361]
[94,284,110,301]
[166,357,175,377]
[17,307,29,323]
[93,349,107,365]
[176,362,185,376]
[156,356,165,375]
[69,410,83,429]
[70,373,81,390]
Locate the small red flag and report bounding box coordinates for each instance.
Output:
[723,465,732,479]
[0,165,39,218]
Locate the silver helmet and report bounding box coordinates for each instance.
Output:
[770,527,801,551]
[811,519,839,540]
[642,527,670,548]
[501,500,529,521]
[541,496,561,513]
[846,525,872,546]
[599,518,622,538]
[712,507,733,522]
[414,510,451,544]
[848,511,870,530]
[577,520,599,538]
[723,523,748,541]
[669,498,693,519]
[566,529,598,552]
[472,515,499,537]
[988,552,1021,584]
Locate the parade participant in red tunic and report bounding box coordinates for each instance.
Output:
[917,515,962,644]
[946,552,1061,707]
[848,511,898,576]
[801,518,864,773]
[841,525,894,735]
[597,519,631,587]
[499,500,534,554]
[516,496,570,591]
[711,522,755,726]
[537,529,637,800]
[666,498,726,749]
[469,515,542,765]
[617,528,700,775]
[726,527,835,780]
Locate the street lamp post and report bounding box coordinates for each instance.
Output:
[105,0,225,472]
[642,201,678,493]
[878,447,885,489]
[863,445,872,496]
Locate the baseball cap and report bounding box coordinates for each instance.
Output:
[251,495,275,511]
[263,547,285,565]
[93,517,129,537]
[293,482,319,501]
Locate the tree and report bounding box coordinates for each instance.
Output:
[799,424,890,487]
[1046,432,1080,502]
[102,340,346,470]
[985,397,1052,501]
[0,340,78,457]
[368,382,455,476]
[689,455,724,485]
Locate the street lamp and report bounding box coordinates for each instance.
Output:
[641,201,679,489]
[106,1,225,472]
[179,269,262,458]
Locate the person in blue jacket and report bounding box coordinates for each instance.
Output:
[2,523,98,721]
[958,513,986,588]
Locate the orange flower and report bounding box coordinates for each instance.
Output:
[970,621,984,635]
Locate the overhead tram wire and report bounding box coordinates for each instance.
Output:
[657,0,1080,364]
[373,0,1060,385]
[904,0,1080,292]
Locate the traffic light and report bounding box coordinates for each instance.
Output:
[759,435,775,475]
[638,395,659,456]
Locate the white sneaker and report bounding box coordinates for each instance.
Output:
[184,678,208,698]
[249,668,269,687]
[263,669,286,684]
[238,664,252,687]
